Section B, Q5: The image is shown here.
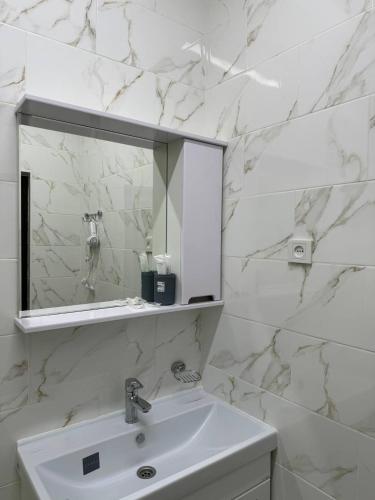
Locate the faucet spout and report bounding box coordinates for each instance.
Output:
[131,395,152,414]
[125,378,152,424]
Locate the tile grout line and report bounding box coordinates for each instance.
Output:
[206,364,375,448]
[221,311,375,356]
[204,8,372,91]
[274,464,337,500]
[223,178,375,201]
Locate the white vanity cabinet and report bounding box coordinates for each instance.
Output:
[181,452,272,500]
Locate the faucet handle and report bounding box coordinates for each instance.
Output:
[125,378,143,393]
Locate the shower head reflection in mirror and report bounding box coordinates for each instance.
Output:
[81,212,101,292]
[19,125,168,317]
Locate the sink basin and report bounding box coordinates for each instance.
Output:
[17,389,277,500]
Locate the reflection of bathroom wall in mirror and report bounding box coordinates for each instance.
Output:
[19,125,167,315]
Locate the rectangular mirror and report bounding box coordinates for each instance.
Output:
[19,124,167,316]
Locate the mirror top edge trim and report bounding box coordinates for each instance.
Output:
[16,94,228,148]
[18,114,160,150]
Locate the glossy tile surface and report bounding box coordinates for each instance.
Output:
[1,1,375,499]
[203,2,375,500]
[0,0,96,49]
[0,3,215,496]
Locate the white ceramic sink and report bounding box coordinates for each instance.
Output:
[17,389,277,500]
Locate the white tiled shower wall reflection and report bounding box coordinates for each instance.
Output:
[21,126,155,308]
[1,1,375,499]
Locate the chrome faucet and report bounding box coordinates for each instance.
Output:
[125,378,152,424]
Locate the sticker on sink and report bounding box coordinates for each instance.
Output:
[82,452,100,475]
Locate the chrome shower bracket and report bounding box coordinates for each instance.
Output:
[83,210,103,222]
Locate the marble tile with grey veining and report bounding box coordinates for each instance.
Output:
[20,132,90,220]
[295,181,375,266]
[156,76,205,133]
[153,0,214,34]
[0,377,106,486]
[222,135,244,199]
[95,248,141,293]
[0,181,17,260]
[31,246,81,279]
[22,121,157,309]
[0,104,18,182]
[299,10,375,115]
[226,97,370,198]
[222,192,294,259]
[208,316,326,412]
[0,0,96,50]
[31,212,81,247]
[0,336,28,412]
[223,256,375,351]
[26,34,102,111]
[86,56,152,115]
[20,124,78,150]
[97,0,204,88]
[26,34,207,135]
[85,137,153,179]
[91,280,127,303]
[203,365,268,422]
[272,465,338,500]
[31,176,87,215]
[97,248,123,288]
[357,433,375,500]
[224,163,375,273]
[205,47,299,140]
[203,365,358,500]
[0,23,26,104]
[245,0,371,71]
[120,208,153,251]
[0,481,20,500]
[90,56,168,126]
[203,73,248,140]
[29,318,156,404]
[121,250,142,292]
[236,47,300,136]
[203,0,248,88]
[89,168,152,213]
[0,260,17,336]
[151,311,205,399]
[29,276,87,309]
[209,313,375,438]
[89,174,133,212]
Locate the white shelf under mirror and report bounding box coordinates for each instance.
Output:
[15,301,224,334]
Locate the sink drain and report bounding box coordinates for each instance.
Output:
[137,465,156,479]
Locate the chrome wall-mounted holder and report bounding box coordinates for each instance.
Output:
[83,210,103,222]
[171,361,201,383]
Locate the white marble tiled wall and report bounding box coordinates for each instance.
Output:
[0,3,214,497]
[203,2,375,500]
[2,1,375,499]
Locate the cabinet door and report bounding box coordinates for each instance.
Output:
[234,479,270,500]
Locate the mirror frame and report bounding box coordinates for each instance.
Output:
[16,95,227,320]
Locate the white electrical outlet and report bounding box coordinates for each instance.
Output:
[288,238,313,264]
